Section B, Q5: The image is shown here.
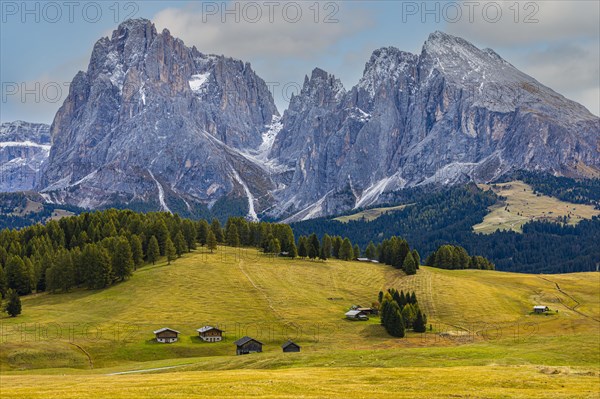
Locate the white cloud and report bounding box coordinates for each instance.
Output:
[512,42,600,116]
[446,1,599,115]
[152,2,373,112]
[447,1,599,46]
[153,2,373,60]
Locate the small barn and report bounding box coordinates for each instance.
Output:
[234,336,263,355]
[153,328,180,343]
[357,307,378,316]
[197,326,224,342]
[281,340,300,353]
[345,310,369,320]
[533,305,549,314]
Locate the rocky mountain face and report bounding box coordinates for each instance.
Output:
[39,18,278,217]
[4,22,597,221]
[0,121,51,192]
[268,32,599,221]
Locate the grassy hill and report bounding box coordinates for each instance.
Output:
[1,246,599,398]
[333,204,413,223]
[474,181,600,234]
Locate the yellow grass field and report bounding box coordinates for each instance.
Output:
[1,246,598,398]
[474,181,600,234]
[334,204,412,223]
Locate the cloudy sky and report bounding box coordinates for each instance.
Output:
[1,1,598,123]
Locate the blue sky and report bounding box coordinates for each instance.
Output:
[1,1,598,123]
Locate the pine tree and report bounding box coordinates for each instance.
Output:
[410,292,417,304]
[308,234,320,259]
[413,309,427,333]
[378,290,384,304]
[174,232,187,257]
[5,255,32,296]
[298,237,308,258]
[60,251,75,292]
[289,242,298,258]
[380,293,393,326]
[339,238,354,261]
[401,304,416,329]
[321,234,332,260]
[5,289,21,317]
[45,265,60,293]
[226,224,240,247]
[353,244,361,259]
[147,236,160,265]
[181,220,197,251]
[101,220,117,238]
[165,238,177,264]
[385,301,405,338]
[197,220,209,246]
[152,219,170,255]
[403,252,417,275]
[365,242,377,260]
[411,249,420,269]
[332,236,342,258]
[82,244,112,289]
[0,266,7,299]
[129,235,144,269]
[113,237,134,281]
[211,218,224,243]
[399,291,407,308]
[268,238,281,255]
[206,230,218,253]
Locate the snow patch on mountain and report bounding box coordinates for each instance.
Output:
[148,170,172,214]
[189,73,210,92]
[354,173,406,209]
[229,167,258,221]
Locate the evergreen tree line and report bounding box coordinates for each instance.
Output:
[291,184,600,274]
[375,236,420,275]
[425,245,495,270]
[0,210,300,299]
[513,170,600,208]
[295,234,360,261]
[379,288,427,337]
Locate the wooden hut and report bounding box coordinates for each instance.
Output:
[197,326,224,342]
[153,328,180,343]
[234,336,263,355]
[281,340,300,353]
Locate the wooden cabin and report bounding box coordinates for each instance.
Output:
[533,305,549,314]
[234,336,263,355]
[197,326,223,342]
[153,328,180,343]
[356,307,378,315]
[345,310,369,320]
[281,340,300,353]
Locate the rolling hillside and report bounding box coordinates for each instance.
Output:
[333,204,413,223]
[474,181,600,234]
[1,246,599,398]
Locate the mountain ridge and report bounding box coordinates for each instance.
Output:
[2,20,598,221]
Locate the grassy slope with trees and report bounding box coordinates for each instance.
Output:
[292,183,600,274]
[0,245,598,398]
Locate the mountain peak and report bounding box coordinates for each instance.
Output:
[115,18,155,32]
[423,30,479,54]
[299,68,345,101]
[111,18,157,44]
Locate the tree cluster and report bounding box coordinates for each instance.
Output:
[379,288,427,337]
[425,245,495,270]
[0,210,304,298]
[377,237,420,275]
[295,234,360,261]
[0,209,200,296]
